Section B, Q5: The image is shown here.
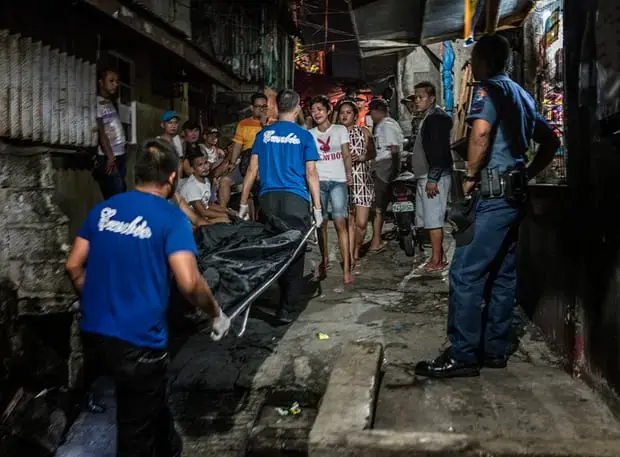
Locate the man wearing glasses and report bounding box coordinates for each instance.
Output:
[219,93,269,209]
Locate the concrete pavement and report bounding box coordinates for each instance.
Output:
[56,222,620,457]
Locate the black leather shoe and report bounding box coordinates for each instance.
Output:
[415,349,480,378]
[482,356,507,369]
[275,310,293,325]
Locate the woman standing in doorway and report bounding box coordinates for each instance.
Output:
[337,100,376,272]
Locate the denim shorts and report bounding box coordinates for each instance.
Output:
[320,180,349,220]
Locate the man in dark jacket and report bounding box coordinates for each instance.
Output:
[410,81,453,272]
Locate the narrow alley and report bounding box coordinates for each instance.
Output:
[2,0,620,456]
[55,225,620,457]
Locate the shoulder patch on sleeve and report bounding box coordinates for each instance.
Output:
[470,85,490,114]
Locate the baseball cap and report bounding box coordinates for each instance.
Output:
[161,111,180,122]
[205,127,220,135]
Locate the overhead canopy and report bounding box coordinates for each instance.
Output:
[349,0,534,57]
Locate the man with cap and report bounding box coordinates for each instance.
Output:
[203,127,227,166]
[159,111,184,158]
[368,98,404,254]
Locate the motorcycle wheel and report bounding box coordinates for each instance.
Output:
[403,232,415,257]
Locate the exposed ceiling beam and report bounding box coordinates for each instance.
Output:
[485,0,502,33]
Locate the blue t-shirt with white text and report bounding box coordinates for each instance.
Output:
[252,121,320,201]
[77,191,197,349]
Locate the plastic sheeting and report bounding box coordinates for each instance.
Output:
[196,217,304,316]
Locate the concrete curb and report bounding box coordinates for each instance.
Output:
[308,341,620,457]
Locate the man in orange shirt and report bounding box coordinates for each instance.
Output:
[219,93,269,209]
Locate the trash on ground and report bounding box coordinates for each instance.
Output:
[275,401,302,417]
[316,332,330,340]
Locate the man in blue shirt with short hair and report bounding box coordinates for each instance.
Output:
[239,89,322,324]
[415,34,560,379]
[65,138,230,457]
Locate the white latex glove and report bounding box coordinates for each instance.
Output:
[239,204,250,220]
[313,208,324,227]
[211,311,231,341]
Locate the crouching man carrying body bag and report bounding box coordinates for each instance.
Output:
[414,34,560,379]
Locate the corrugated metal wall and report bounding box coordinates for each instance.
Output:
[0,29,97,147]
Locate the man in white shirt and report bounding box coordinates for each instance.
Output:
[368,98,404,253]
[94,68,127,200]
[180,154,229,224]
[309,95,353,285]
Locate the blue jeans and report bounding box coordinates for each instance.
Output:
[319,181,348,220]
[94,153,128,200]
[448,198,523,363]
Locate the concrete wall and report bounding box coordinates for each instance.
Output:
[396,41,471,135]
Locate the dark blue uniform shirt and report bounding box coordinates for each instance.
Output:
[467,73,538,172]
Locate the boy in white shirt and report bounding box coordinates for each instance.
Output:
[180,154,229,224]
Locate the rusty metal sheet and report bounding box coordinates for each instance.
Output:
[67,55,76,145]
[20,36,33,140]
[32,41,42,142]
[0,30,9,137]
[50,48,60,144]
[41,45,51,144]
[59,52,68,145]
[8,33,20,138]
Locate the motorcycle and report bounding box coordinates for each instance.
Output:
[390,145,418,257]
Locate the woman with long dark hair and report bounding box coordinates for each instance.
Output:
[337,100,376,271]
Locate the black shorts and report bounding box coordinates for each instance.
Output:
[373,176,391,213]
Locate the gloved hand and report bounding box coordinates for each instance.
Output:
[313,207,324,227]
[211,311,231,341]
[239,204,250,220]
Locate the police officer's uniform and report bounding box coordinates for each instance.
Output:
[415,71,549,377]
[448,72,538,364]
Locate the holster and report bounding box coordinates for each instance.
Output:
[479,166,528,204]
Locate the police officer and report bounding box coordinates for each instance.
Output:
[415,34,560,378]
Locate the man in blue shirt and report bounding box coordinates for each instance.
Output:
[65,138,230,457]
[415,34,559,378]
[239,89,322,324]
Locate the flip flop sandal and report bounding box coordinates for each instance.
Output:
[421,263,446,273]
[368,242,388,255]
